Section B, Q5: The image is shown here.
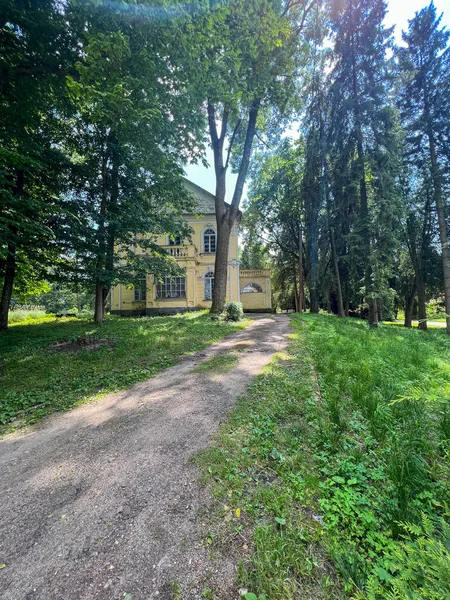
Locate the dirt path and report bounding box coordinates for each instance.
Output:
[0,315,290,600]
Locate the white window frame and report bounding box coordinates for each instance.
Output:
[203,228,216,253]
[155,275,187,299]
[241,282,263,294]
[204,270,214,300]
[134,278,147,301]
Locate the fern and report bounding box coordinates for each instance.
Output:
[361,515,450,600]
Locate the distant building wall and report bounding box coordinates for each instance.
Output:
[239,269,272,312]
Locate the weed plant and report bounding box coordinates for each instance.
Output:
[196,314,450,599]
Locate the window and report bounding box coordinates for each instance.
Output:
[241,282,263,294]
[204,271,214,300]
[203,228,216,253]
[168,235,182,246]
[155,276,186,299]
[134,279,146,301]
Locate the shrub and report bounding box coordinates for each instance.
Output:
[225,301,244,321]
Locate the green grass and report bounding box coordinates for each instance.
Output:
[193,351,241,375]
[395,310,447,324]
[195,314,450,600]
[8,309,47,324]
[0,311,248,434]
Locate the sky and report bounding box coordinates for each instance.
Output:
[184,0,450,200]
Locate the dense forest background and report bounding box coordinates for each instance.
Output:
[1,0,449,331]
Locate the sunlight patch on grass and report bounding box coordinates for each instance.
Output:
[0,311,247,434]
[194,314,450,600]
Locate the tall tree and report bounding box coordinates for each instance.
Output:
[327,0,400,325]
[245,142,305,310]
[64,1,205,323]
[0,0,73,330]
[397,2,450,334]
[189,0,316,313]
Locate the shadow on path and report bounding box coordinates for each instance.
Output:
[0,315,291,600]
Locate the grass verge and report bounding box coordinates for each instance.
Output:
[0,311,248,434]
[195,314,450,600]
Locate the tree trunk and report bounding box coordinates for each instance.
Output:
[417,273,428,331]
[93,135,111,323]
[0,170,24,331]
[0,241,17,331]
[345,298,350,317]
[322,119,344,319]
[298,225,304,313]
[427,127,450,334]
[310,287,318,313]
[350,15,377,327]
[211,217,232,313]
[309,185,320,313]
[331,228,345,317]
[404,284,416,328]
[209,99,260,313]
[94,284,105,323]
[101,138,119,321]
[293,271,299,313]
[377,298,382,323]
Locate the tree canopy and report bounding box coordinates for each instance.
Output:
[0,0,448,331]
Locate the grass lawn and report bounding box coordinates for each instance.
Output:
[395,310,447,324]
[0,311,248,435]
[195,314,450,600]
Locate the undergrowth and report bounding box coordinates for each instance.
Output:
[195,314,450,599]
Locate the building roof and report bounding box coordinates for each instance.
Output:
[183,178,216,214]
[183,178,241,221]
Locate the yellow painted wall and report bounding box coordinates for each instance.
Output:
[240,270,272,311]
[111,212,241,313]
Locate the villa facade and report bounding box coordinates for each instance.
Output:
[110,180,272,316]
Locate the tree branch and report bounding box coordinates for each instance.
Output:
[219,110,229,145]
[255,131,272,149]
[281,0,317,35]
[225,118,242,171]
[230,98,261,218]
[207,101,219,147]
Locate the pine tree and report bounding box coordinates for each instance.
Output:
[397,2,450,334]
[327,0,400,325]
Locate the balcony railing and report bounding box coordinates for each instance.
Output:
[240,269,271,278]
[162,245,189,258]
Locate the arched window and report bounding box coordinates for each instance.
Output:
[203,228,216,253]
[241,282,263,294]
[204,270,214,300]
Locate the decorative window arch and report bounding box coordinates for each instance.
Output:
[203,228,216,253]
[204,270,214,300]
[241,282,263,294]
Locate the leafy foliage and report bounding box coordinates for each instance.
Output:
[361,515,450,600]
[225,301,244,322]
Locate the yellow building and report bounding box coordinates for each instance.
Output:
[110,180,272,316]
